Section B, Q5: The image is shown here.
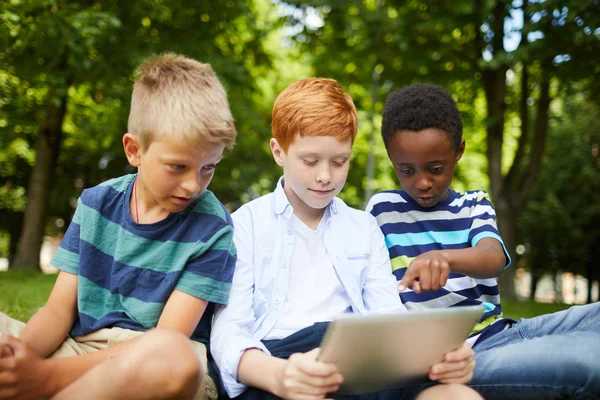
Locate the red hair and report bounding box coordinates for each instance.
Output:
[272,78,358,152]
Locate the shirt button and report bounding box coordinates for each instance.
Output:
[274,298,281,305]
[287,229,292,235]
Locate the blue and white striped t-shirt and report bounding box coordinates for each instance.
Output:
[52,174,236,346]
[367,189,511,344]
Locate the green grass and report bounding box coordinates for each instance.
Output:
[0,270,57,321]
[502,299,572,320]
[0,270,577,322]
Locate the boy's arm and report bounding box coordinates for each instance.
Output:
[18,270,78,358]
[237,348,342,399]
[436,238,506,278]
[399,238,506,292]
[210,206,271,397]
[0,326,164,398]
[157,290,208,337]
[396,194,509,293]
[0,281,208,399]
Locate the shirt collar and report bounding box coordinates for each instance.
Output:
[272,176,339,216]
[273,177,291,215]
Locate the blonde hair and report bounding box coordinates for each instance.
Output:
[128,53,236,150]
[272,78,358,153]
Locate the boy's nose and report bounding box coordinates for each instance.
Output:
[181,172,202,194]
[415,175,433,191]
[316,167,331,184]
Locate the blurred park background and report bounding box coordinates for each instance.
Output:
[1,0,599,319]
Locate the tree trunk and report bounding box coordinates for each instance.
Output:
[495,198,517,299]
[11,93,68,271]
[7,212,24,266]
[587,234,600,304]
[530,272,538,301]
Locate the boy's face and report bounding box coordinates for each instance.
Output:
[271,135,352,218]
[124,134,224,214]
[387,128,464,208]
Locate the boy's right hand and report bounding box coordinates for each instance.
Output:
[0,343,13,358]
[398,250,451,293]
[275,348,343,400]
[0,335,53,400]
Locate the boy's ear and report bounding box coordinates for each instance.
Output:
[270,138,285,167]
[455,139,466,163]
[123,133,142,167]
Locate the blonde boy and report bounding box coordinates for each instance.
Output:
[211,78,481,400]
[0,53,237,400]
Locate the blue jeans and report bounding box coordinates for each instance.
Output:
[470,302,600,399]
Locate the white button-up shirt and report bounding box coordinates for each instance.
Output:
[211,179,406,397]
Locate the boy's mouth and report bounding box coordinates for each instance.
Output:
[310,188,334,196]
[173,196,193,205]
[416,196,436,206]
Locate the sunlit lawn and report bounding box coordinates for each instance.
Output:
[0,270,57,322]
[1,269,576,323]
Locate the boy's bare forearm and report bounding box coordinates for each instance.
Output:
[0,331,147,399]
[19,304,76,358]
[442,241,506,278]
[238,348,286,396]
[19,270,78,358]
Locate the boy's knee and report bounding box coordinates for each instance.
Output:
[118,329,203,399]
[416,383,483,400]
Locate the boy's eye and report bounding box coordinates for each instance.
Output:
[303,159,317,166]
[431,166,445,174]
[169,164,186,171]
[398,168,413,176]
[202,164,216,171]
[332,159,347,167]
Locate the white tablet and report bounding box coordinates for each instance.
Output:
[318,306,485,394]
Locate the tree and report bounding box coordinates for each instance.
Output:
[1,0,276,270]
[284,0,600,298]
[518,92,600,302]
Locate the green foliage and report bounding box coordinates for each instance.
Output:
[0,0,290,251]
[518,91,600,276]
[1,0,599,286]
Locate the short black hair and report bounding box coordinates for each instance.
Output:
[381,83,463,151]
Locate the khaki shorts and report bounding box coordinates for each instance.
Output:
[0,312,217,400]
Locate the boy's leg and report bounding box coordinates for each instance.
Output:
[69,327,217,400]
[53,329,202,400]
[0,312,96,358]
[470,303,600,399]
[414,383,482,400]
[0,312,25,337]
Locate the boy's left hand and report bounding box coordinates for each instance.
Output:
[428,342,475,384]
[398,250,450,292]
[0,335,52,399]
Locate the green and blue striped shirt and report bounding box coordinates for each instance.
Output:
[52,174,236,345]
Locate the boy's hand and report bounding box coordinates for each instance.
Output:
[275,348,343,400]
[428,342,476,384]
[0,335,53,399]
[398,251,450,293]
[0,343,13,358]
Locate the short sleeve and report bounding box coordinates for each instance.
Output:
[51,197,84,274]
[467,192,511,268]
[175,220,237,305]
